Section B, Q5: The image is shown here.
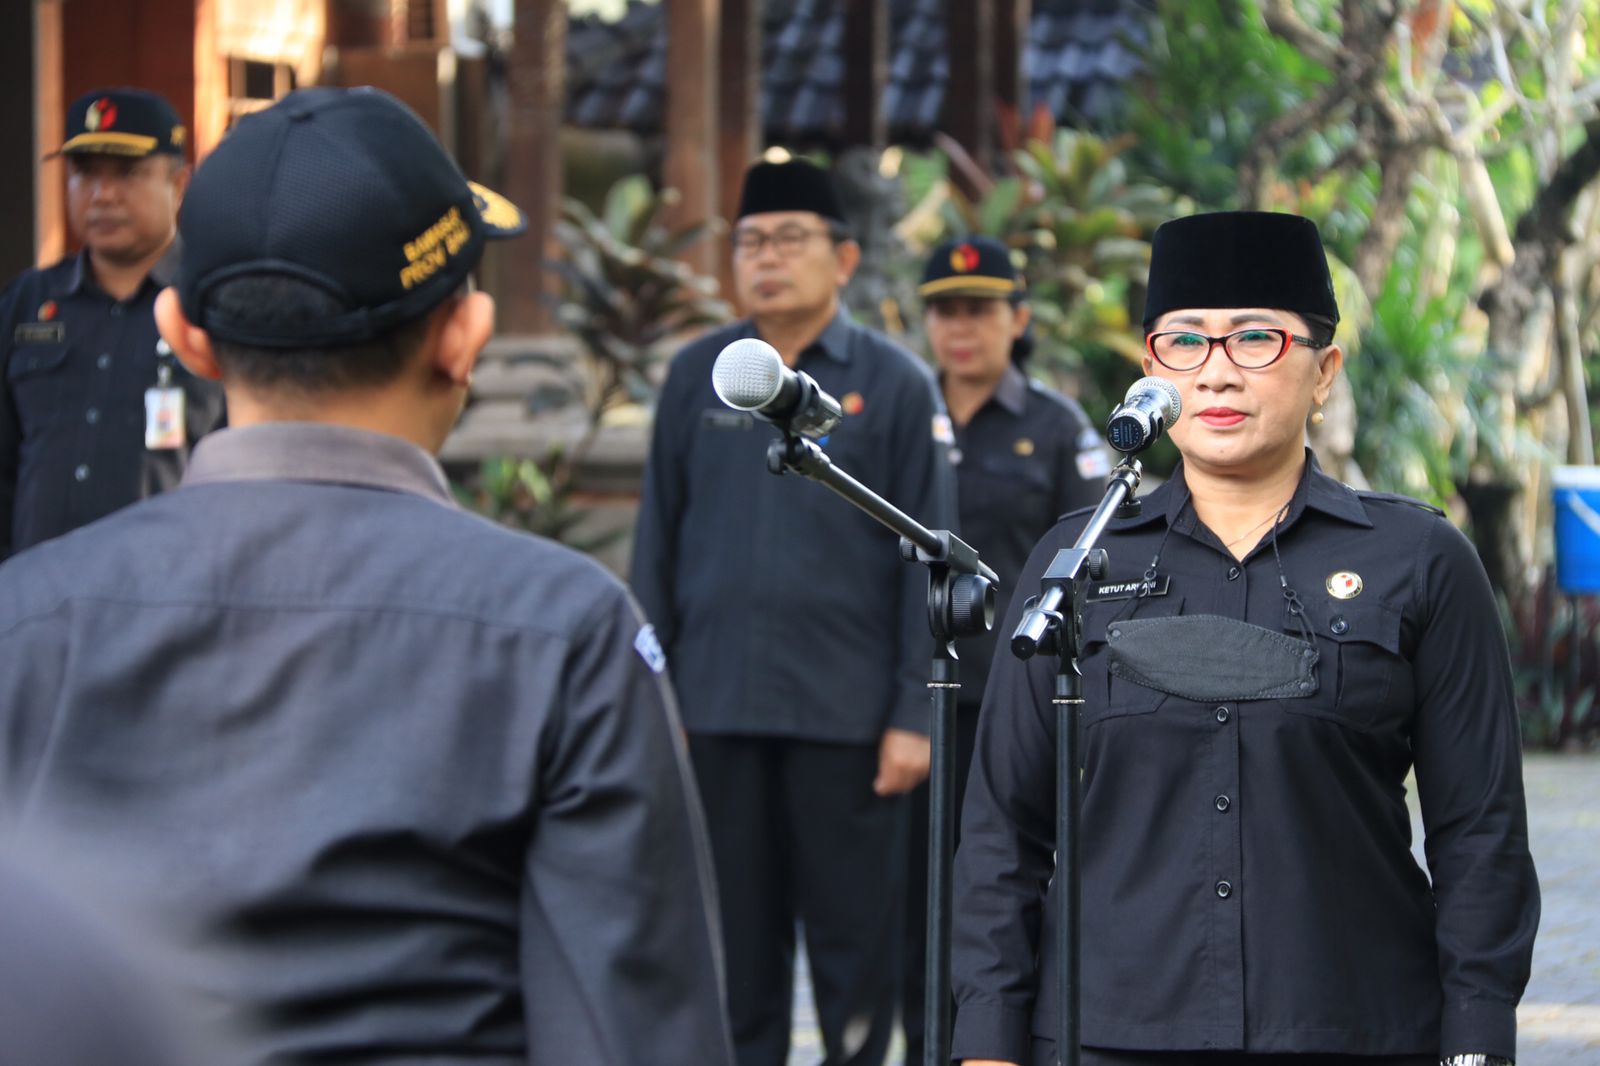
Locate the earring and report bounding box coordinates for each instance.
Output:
[1310,406,1325,426]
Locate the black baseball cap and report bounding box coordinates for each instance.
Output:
[919,236,1022,300]
[54,88,187,159]
[176,86,525,348]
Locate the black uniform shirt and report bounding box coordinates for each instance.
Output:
[0,245,226,560]
[952,453,1540,1064]
[631,310,957,743]
[0,423,733,1066]
[949,364,1108,706]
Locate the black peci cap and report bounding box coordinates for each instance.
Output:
[1143,211,1339,330]
[175,86,525,349]
[919,236,1022,300]
[54,88,187,159]
[736,159,846,225]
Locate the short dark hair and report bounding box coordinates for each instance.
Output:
[206,275,437,392]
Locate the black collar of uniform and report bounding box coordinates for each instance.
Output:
[63,238,181,298]
[1105,449,1373,533]
[991,363,1028,415]
[752,305,854,365]
[181,422,455,505]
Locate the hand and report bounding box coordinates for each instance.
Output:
[873,728,930,796]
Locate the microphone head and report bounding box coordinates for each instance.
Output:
[712,338,785,411]
[1127,376,1182,420]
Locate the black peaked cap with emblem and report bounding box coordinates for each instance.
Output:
[176,86,526,349]
[919,235,1022,300]
[737,159,846,225]
[55,88,187,159]
[1143,211,1339,330]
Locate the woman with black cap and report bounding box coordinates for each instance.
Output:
[950,212,1540,1066]
[902,235,1109,1066]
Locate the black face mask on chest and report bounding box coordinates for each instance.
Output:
[1104,492,1321,704]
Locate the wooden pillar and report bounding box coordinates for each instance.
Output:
[2,0,38,277]
[193,0,229,157]
[843,0,887,149]
[664,0,719,280]
[501,0,566,333]
[993,0,1028,138]
[943,0,995,200]
[35,0,65,267]
[717,0,760,301]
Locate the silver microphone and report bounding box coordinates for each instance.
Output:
[1106,376,1182,454]
[712,338,844,440]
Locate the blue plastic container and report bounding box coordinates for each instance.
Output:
[1552,466,1600,593]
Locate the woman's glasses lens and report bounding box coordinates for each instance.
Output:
[1149,329,1290,370]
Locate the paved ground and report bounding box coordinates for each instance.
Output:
[786,753,1600,1065]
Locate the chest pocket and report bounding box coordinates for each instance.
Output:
[1287,598,1407,732]
[960,450,1055,532]
[6,342,72,429]
[1080,595,1183,724]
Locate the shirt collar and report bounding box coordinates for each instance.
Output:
[180,423,456,506]
[63,238,181,297]
[991,364,1028,415]
[749,306,854,365]
[1107,449,1372,533]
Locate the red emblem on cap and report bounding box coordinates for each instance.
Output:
[950,243,981,273]
[85,98,118,132]
[38,301,57,321]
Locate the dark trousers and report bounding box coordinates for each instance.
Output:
[1031,1046,1438,1066]
[901,702,981,1066]
[689,733,908,1066]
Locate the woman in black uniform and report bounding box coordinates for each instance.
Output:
[903,235,1110,1065]
[950,212,1539,1066]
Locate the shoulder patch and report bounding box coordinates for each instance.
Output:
[634,623,668,674]
[1355,490,1446,517]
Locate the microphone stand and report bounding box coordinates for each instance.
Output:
[765,430,994,1066]
[1010,456,1143,1066]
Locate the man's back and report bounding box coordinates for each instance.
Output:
[0,425,728,1065]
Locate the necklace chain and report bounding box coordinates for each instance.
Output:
[1222,503,1291,550]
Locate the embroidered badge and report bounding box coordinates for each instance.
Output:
[842,391,865,416]
[1326,571,1364,599]
[1013,437,1035,457]
[38,301,57,321]
[950,243,981,273]
[634,624,667,674]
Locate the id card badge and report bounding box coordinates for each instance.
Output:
[145,386,186,449]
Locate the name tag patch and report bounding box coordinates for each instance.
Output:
[1086,575,1171,602]
[14,323,65,345]
[701,408,754,431]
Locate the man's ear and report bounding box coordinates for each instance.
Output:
[154,288,221,380]
[431,290,495,387]
[833,238,861,287]
[1314,343,1344,406]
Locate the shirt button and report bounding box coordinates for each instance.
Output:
[109,303,124,317]
[73,464,90,482]
[1226,565,1241,581]
[1215,795,1230,812]
[1215,880,1233,898]
[1214,706,1230,723]
[97,353,112,370]
[1330,616,1349,635]
[85,408,100,425]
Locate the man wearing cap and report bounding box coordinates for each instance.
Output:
[0,88,225,561]
[0,86,733,1066]
[631,159,957,1066]
[902,235,1109,1064]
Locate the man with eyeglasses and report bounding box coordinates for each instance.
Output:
[632,158,958,1066]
